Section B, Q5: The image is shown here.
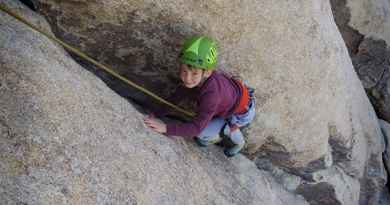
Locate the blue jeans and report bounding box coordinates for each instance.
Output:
[197,89,256,145]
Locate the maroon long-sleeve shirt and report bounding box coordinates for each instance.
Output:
[159,71,241,137]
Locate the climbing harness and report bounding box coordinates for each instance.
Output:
[0,4,195,119]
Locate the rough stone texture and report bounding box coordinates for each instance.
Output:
[379,187,390,205]
[255,148,386,205]
[255,158,303,192]
[330,1,390,200]
[330,0,390,122]
[379,119,390,178]
[347,0,390,45]
[33,0,381,165]
[329,0,364,55]
[0,1,310,205]
[296,166,360,205]
[4,0,388,204]
[378,119,390,205]
[352,38,390,122]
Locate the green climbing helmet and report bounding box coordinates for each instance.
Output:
[179,36,218,70]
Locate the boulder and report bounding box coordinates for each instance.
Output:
[33,0,381,167]
[0,0,309,204]
[296,166,360,205]
[379,119,390,176]
[330,0,390,122]
[255,154,386,205]
[3,0,388,204]
[346,0,390,45]
[379,187,390,205]
[352,38,390,122]
[329,0,364,55]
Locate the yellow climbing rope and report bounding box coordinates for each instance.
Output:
[0,4,195,119]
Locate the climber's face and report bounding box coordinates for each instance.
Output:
[179,64,212,88]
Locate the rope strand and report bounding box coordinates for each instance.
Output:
[0,3,195,119]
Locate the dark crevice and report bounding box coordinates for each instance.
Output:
[381,125,390,192]
[352,38,390,122]
[353,34,365,55]
[373,66,387,89]
[384,156,390,191]
[254,136,333,182]
[296,182,342,205]
[69,54,158,116]
[30,2,198,118]
[330,0,365,56]
[18,0,36,11]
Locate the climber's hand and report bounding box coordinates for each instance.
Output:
[143,115,167,134]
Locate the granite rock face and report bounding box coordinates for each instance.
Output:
[331,0,390,122]
[378,119,390,205]
[33,0,381,165]
[379,119,390,179]
[330,2,390,202]
[0,1,309,204]
[330,1,390,201]
[2,0,387,204]
[346,0,390,45]
[352,38,390,123]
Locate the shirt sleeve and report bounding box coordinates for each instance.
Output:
[153,86,188,117]
[166,90,220,137]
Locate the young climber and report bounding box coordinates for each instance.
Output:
[143,36,255,157]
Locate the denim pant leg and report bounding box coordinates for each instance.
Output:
[227,91,256,145]
[198,117,226,142]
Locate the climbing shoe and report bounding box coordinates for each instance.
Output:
[224,143,244,157]
[195,136,222,147]
[222,124,245,157]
